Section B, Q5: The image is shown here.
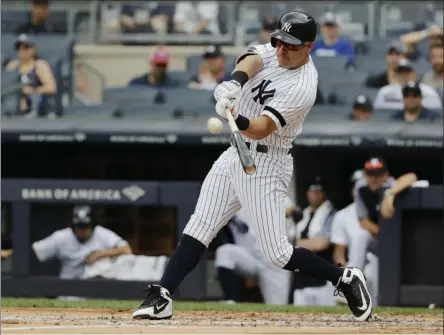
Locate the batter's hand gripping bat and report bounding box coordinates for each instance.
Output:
[225,108,256,175]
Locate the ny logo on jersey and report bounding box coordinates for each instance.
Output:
[282,22,292,33]
[252,80,276,105]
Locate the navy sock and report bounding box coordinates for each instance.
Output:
[160,234,206,294]
[217,267,244,302]
[283,247,343,285]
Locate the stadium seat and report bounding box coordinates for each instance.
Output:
[168,71,193,86]
[306,105,351,122]
[312,56,349,73]
[1,11,28,33]
[102,87,160,106]
[64,103,119,117]
[186,55,237,74]
[161,87,215,117]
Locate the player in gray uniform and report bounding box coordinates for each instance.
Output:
[133,11,373,322]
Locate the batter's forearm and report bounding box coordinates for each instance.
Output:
[240,115,276,140]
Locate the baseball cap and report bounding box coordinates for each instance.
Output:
[395,59,414,72]
[203,45,223,59]
[72,205,92,225]
[353,95,373,111]
[307,176,327,192]
[262,17,278,31]
[402,81,422,97]
[15,34,36,49]
[387,40,406,54]
[319,12,342,26]
[364,157,388,176]
[151,48,169,66]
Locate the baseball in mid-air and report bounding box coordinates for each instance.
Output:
[207,117,223,134]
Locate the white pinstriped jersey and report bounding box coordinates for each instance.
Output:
[234,43,318,149]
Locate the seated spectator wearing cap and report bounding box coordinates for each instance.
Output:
[391,82,441,122]
[422,44,444,100]
[330,170,379,306]
[248,16,278,46]
[353,158,417,279]
[400,24,443,61]
[350,95,373,121]
[15,0,63,35]
[374,59,442,110]
[292,177,336,306]
[32,205,132,279]
[311,12,355,68]
[119,3,174,35]
[6,34,56,117]
[365,41,406,89]
[128,48,175,87]
[173,1,220,35]
[188,45,231,90]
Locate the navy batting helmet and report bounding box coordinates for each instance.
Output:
[270,11,317,48]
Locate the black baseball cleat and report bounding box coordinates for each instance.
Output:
[335,267,373,321]
[132,284,173,320]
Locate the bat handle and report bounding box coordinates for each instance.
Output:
[225,108,238,132]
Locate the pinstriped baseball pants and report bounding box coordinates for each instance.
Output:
[183,146,294,268]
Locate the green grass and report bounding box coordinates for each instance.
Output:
[2,298,442,315]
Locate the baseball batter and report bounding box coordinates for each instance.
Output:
[133,11,372,322]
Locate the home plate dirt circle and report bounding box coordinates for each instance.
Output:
[2,308,443,334]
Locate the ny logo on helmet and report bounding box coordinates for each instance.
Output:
[282,22,292,33]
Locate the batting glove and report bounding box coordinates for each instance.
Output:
[214,80,242,102]
[215,97,238,120]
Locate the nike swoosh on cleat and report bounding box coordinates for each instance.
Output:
[357,284,368,311]
[154,301,168,314]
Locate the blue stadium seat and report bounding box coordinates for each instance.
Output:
[1,11,28,33]
[64,103,118,116]
[102,87,160,106]
[168,71,193,86]
[312,56,349,73]
[186,54,237,74]
[160,87,215,117]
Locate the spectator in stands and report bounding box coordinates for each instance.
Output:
[311,12,355,69]
[5,34,56,118]
[330,170,379,306]
[365,41,406,88]
[422,44,444,99]
[188,45,230,90]
[173,1,220,35]
[248,16,277,46]
[352,158,417,284]
[400,24,443,61]
[119,4,174,34]
[32,205,132,279]
[292,177,336,306]
[15,0,63,35]
[374,59,442,110]
[391,82,441,122]
[128,48,173,87]
[350,95,373,121]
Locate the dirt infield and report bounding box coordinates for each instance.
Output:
[2,307,443,335]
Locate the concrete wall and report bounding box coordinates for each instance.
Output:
[75,45,244,102]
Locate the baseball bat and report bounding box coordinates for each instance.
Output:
[225,109,256,175]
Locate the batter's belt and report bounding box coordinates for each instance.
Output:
[245,142,292,155]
